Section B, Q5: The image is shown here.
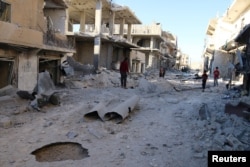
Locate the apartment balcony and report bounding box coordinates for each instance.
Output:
[130,24,162,36]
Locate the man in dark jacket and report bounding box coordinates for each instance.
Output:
[120,57,129,88]
[202,70,208,92]
[213,67,220,86]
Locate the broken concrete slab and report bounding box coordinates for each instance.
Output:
[84,102,107,121]
[84,95,140,123]
[34,71,55,96]
[0,85,17,96]
[104,95,140,123]
[199,103,211,121]
[0,115,12,128]
[224,102,250,120]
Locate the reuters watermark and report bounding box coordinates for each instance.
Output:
[208,151,250,167]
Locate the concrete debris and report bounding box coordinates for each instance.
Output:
[84,95,139,123]
[199,103,211,121]
[66,131,79,139]
[15,71,61,111]
[61,60,74,76]
[34,71,55,96]
[0,85,17,97]
[66,56,95,75]
[0,115,12,128]
[225,102,250,120]
[138,78,158,93]
[104,95,140,123]
[226,134,245,150]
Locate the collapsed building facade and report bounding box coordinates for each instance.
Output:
[65,0,177,74]
[203,0,250,94]
[0,0,177,91]
[0,0,75,90]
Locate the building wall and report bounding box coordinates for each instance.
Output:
[130,50,145,73]
[44,9,67,34]
[18,52,38,91]
[75,42,94,65]
[212,50,233,79]
[10,0,45,30]
[99,43,109,68]
[0,22,43,48]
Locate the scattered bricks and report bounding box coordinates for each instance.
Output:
[0,116,12,128]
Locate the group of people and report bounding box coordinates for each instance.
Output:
[201,66,220,92]
[120,56,220,92]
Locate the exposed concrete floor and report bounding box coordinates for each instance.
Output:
[0,70,249,167]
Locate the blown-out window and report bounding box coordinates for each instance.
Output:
[0,0,11,22]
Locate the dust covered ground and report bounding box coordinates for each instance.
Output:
[0,69,250,167]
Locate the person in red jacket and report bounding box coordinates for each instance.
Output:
[119,57,129,88]
[213,67,220,86]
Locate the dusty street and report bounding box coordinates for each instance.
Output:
[0,70,250,167]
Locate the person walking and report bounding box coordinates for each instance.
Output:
[201,70,208,92]
[213,67,220,86]
[159,66,165,77]
[119,57,129,89]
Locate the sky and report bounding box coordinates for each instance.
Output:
[113,0,233,62]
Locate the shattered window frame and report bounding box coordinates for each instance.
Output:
[0,0,11,22]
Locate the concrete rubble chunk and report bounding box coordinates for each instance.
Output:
[0,116,12,128]
[226,134,245,150]
[66,56,95,75]
[0,85,17,96]
[84,95,140,123]
[199,103,211,121]
[225,102,250,120]
[35,71,55,96]
[104,95,140,123]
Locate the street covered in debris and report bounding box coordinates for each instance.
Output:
[0,69,249,167]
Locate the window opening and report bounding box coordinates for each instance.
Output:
[0,0,11,22]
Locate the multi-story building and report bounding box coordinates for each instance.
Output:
[65,0,142,72]
[160,31,177,69]
[129,23,164,71]
[0,0,178,92]
[65,0,177,74]
[0,0,75,90]
[204,0,250,93]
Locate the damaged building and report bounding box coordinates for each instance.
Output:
[65,0,177,74]
[0,0,75,91]
[65,0,142,72]
[0,0,177,91]
[203,0,250,94]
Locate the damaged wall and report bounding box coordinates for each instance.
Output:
[44,8,67,34]
[18,52,38,91]
[212,50,233,79]
[11,0,45,29]
[75,41,131,70]
[0,0,44,47]
[75,42,94,65]
[130,50,145,73]
[0,22,43,48]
